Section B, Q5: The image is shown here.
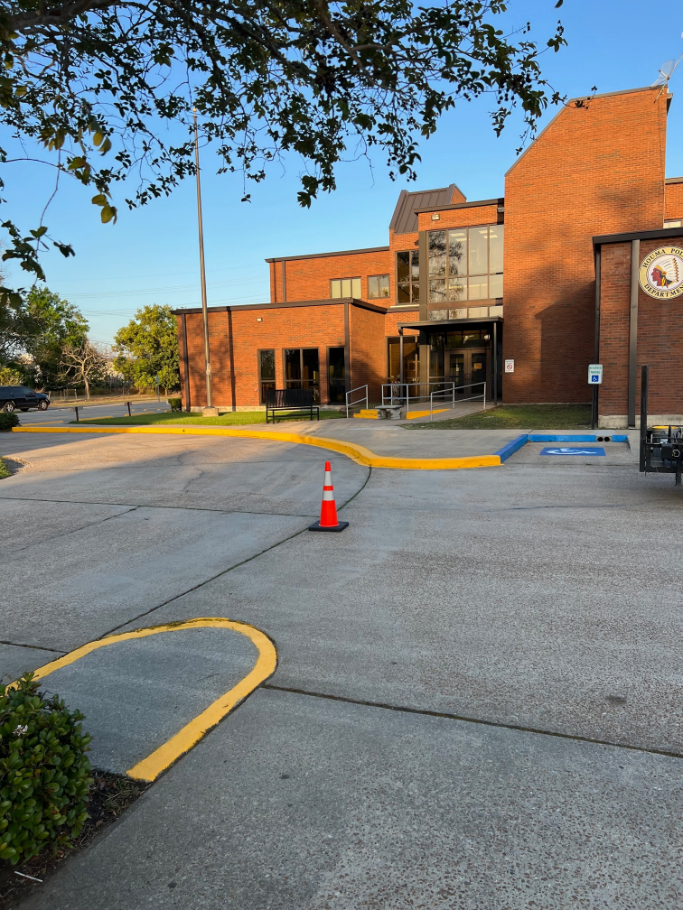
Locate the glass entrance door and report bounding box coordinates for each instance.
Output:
[447,349,488,397]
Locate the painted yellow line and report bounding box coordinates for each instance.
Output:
[12,425,502,470]
[29,618,277,782]
[405,409,449,420]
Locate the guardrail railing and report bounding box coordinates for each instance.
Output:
[429,381,486,421]
[345,384,369,418]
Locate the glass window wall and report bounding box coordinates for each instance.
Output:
[427,224,504,307]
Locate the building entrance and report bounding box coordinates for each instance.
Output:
[446,349,487,397]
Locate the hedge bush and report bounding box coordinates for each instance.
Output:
[0,674,92,865]
[167,397,182,412]
[0,412,19,431]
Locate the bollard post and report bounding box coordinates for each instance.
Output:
[126,400,131,418]
[74,406,79,422]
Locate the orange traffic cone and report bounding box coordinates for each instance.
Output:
[309,461,349,532]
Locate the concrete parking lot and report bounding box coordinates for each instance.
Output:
[1,427,682,909]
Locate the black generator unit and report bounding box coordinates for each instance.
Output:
[639,365,683,486]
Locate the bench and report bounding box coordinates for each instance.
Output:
[265,388,320,424]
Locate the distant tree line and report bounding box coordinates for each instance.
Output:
[0,290,180,398]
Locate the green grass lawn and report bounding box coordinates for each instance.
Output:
[76,409,345,427]
[405,404,593,430]
[0,457,10,479]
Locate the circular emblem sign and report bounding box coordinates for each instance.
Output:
[639,246,683,299]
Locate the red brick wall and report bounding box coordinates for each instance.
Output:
[665,180,683,221]
[349,304,387,402]
[503,88,669,403]
[384,308,420,337]
[636,236,683,414]
[417,203,499,232]
[177,303,346,408]
[271,250,392,304]
[597,243,631,415]
[598,235,683,419]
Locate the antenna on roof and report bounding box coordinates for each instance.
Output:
[652,35,683,99]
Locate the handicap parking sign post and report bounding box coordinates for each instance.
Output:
[588,364,603,430]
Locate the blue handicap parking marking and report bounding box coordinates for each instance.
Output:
[540,447,606,457]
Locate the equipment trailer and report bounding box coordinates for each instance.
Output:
[639,365,683,486]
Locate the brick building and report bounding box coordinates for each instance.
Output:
[176,86,683,427]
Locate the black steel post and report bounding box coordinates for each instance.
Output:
[127,400,131,418]
[493,321,498,407]
[640,365,648,473]
[74,406,79,422]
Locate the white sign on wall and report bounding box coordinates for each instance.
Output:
[588,364,603,385]
[504,360,514,373]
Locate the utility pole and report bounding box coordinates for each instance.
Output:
[194,108,212,409]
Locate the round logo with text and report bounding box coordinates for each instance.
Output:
[639,247,683,299]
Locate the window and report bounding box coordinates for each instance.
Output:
[428,225,504,306]
[284,348,320,402]
[387,336,420,384]
[396,250,420,304]
[665,220,683,229]
[331,277,361,299]
[328,347,345,403]
[258,350,276,404]
[368,274,390,299]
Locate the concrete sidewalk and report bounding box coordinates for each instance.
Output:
[3,428,683,908]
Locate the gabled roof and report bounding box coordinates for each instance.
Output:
[389,185,462,234]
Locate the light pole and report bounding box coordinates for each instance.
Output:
[194,108,212,409]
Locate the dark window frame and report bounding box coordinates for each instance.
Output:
[283,347,321,403]
[327,345,346,403]
[330,277,362,299]
[257,349,276,405]
[395,250,420,305]
[367,274,390,300]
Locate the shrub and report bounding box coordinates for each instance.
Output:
[167,397,182,412]
[0,412,19,431]
[0,673,92,865]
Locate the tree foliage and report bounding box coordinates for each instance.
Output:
[0,0,565,287]
[24,288,89,388]
[113,304,179,393]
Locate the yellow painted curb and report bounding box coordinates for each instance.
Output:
[12,425,502,471]
[28,618,277,782]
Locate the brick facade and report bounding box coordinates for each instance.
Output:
[177,86,683,422]
[598,233,683,425]
[503,87,669,404]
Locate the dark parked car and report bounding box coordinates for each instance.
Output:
[0,386,50,412]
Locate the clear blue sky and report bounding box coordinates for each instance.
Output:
[3,0,683,346]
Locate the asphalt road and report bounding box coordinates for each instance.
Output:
[15,398,170,427]
[1,428,682,909]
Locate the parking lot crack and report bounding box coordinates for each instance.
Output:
[262,684,683,762]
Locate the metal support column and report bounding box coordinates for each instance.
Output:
[492,321,498,407]
[627,239,640,428]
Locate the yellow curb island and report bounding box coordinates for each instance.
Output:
[26,618,277,782]
[12,425,502,471]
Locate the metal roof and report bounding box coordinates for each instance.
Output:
[389,185,460,235]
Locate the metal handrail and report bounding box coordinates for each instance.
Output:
[382,380,458,417]
[345,384,368,418]
[430,381,486,421]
